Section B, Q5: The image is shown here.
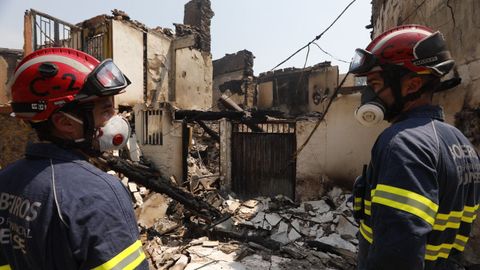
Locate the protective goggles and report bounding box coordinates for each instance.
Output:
[348,48,379,75]
[79,59,131,98]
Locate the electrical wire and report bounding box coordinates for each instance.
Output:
[278,71,352,175]
[270,0,357,71]
[312,42,351,64]
[293,71,351,159]
[151,0,357,141]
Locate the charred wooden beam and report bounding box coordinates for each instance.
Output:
[175,110,244,121]
[195,120,220,142]
[219,94,244,112]
[98,154,223,222]
[219,94,264,133]
[208,227,281,251]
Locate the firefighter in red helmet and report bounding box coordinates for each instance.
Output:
[0,48,148,269]
[350,25,480,269]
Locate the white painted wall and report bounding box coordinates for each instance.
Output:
[146,32,172,105]
[112,20,144,106]
[134,104,183,181]
[296,94,389,199]
[175,48,212,110]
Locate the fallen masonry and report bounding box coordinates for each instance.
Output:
[100,153,358,270]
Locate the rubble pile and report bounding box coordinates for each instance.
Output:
[129,183,357,270]
[105,122,359,269]
[189,122,220,177]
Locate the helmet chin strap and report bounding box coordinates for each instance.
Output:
[76,102,103,157]
[45,103,102,157]
[380,66,413,121]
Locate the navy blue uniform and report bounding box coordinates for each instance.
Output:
[354,105,480,270]
[0,143,148,269]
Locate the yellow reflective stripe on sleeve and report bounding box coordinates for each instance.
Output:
[359,220,373,244]
[464,204,479,213]
[364,200,371,216]
[433,210,462,231]
[125,251,146,270]
[354,197,363,211]
[433,204,479,231]
[425,243,452,261]
[371,184,438,226]
[453,234,469,252]
[425,234,469,261]
[462,210,477,223]
[0,265,11,270]
[92,240,146,270]
[461,204,478,223]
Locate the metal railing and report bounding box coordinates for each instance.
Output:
[31,9,82,51]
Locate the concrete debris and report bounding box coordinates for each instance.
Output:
[315,234,357,254]
[133,192,143,206]
[202,240,220,247]
[116,161,358,270]
[111,9,130,21]
[107,121,358,269]
[136,193,169,228]
[128,182,138,192]
[264,213,282,227]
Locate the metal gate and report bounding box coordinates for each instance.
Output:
[232,121,296,199]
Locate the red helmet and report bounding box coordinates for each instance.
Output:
[349,25,454,77]
[10,47,130,121]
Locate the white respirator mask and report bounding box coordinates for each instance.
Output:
[354,86,388,127]
[354,102,385,127]
[95,114,131,152]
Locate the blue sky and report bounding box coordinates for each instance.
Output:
[0,0,372,74]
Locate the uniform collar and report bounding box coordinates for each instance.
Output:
[394,104,444,123]
[25,142,87,161]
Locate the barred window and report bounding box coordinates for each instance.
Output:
[142,109,162,145]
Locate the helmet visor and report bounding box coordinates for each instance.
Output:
[79,59,131,98]
[349,49,378,75]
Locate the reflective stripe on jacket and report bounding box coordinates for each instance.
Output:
[0,143,148,269]
[356,105,480,270]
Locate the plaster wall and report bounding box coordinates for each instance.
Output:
[133,104,183,181]
[174,48,213,110]
[146,32,172,105]
[111,20,144,106]
[296,94,388,200]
